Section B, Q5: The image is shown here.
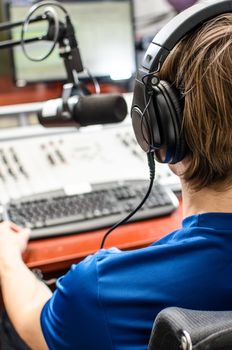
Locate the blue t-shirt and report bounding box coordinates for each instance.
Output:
[40,213,232,350]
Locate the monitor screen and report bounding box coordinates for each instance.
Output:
[7,0,136,87]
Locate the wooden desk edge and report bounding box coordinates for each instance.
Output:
[24,202,183,273]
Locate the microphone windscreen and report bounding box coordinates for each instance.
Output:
[73,94,128,126]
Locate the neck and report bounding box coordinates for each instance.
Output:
[181,181,232,218]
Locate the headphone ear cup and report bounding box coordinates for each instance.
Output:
[152,80,187,163]
[131,77,162,153]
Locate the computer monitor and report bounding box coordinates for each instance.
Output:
[7,0,136,88]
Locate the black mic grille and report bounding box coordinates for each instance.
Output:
[38,93,128,128]
[73,94,128,126]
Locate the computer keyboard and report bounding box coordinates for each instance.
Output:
[3,180,179,239]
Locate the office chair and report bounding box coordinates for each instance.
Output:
[148,307,232,350]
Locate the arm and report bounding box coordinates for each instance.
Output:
[0,221,52,350]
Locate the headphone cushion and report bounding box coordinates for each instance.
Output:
[160,81,182,119]
[155,80,187,163]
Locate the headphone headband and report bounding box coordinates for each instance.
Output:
[131,0,232,162]
[142,0,232,74]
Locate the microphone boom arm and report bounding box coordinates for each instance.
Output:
[0,15,46,31]
[0,15,48,49]
[57,15,84,85]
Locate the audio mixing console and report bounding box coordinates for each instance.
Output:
[0,123,180,206]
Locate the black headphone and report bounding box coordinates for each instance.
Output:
[131,0,232,164]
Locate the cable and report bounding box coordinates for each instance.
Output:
[100,63,162,249]
[100,152,155,249]
[84,67,101,94]
[21,0,68,62]
[139,67,160,149]
[140,94,152,147]
[31,1,69,15]
[139,63,162,150]
[21,0,100,91]
[100,61,161,248]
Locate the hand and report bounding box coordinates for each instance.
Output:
[0,221,30,263]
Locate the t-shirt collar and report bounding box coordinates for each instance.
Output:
[182,212,232,230]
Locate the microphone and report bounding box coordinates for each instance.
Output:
[38,94,128,127]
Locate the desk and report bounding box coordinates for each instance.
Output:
[1,84,182,275]
[24,200,182,274]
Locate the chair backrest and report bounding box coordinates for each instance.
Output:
[148,307,232,350]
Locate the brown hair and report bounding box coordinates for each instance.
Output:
[159,13,232,191]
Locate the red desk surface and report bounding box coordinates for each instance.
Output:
[24,201,183,273]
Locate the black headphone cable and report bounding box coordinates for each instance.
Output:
[100,152,155,249]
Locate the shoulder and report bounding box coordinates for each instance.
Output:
[56,253,100,296]
[40,252,113,349]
